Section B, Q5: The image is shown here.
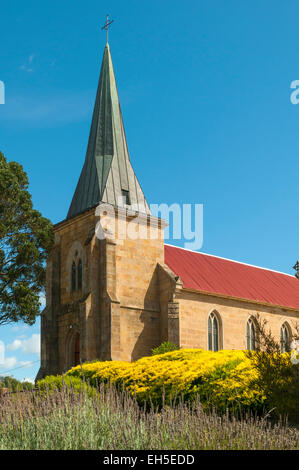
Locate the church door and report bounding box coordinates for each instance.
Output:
[74,333,80,366]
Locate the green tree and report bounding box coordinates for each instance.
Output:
[0,375,34,391]
[0,152,54,325]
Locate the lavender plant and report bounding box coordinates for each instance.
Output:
[0,384,297,450]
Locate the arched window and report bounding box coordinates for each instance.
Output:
[208,312,219,352]
[71,261,76,292]
[246,318,256,350]
[280,323,290,353]
[78,259,82,290]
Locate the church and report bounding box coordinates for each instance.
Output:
[37,41,299,380]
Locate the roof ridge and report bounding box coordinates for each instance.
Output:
[164,243,296,279]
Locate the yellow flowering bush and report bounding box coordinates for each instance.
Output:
[65,349,266,412]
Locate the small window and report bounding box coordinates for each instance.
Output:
[246,318,256,351]
[208,312,219,352]
[121,189,131,206]
[280,323,290,353]
[71,261,76,292]
[78,259,83,290]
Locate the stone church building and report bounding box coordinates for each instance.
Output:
[37,43,299,379]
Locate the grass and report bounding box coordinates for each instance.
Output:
[0,383,298,450]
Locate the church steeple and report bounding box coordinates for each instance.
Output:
[67,43,150,219]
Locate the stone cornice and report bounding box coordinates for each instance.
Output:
[95,203,168,229]
[54,203,168,233]
[54,206,96,233]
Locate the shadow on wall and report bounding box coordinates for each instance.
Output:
[131,265,161,361]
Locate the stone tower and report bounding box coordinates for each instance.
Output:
[36,43,169,380]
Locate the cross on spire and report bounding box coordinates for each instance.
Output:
[101,14,114,43]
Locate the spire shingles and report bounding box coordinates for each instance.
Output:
[67,44,150,219]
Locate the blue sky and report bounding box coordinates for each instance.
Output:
[1,0,299,380]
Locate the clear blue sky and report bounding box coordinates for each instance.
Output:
[1,0,299,380]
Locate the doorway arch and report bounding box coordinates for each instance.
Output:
[74,333,80,366]
[65,328,81,370]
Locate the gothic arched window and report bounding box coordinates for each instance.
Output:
[71,261,76,292]
[280,323,290,353]
[246,318,256,350]
[78,259,82,290]
[208,312,219,352]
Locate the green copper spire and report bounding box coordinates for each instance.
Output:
[67,43,150,219]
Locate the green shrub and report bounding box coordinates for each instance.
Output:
[246,351,299,422]
[151,341,179,355]
[245,314,299,423]
[37,375,96,397]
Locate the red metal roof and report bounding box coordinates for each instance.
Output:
[164,244,299,310]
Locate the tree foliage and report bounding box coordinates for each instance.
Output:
[0,152,54,325]
[245,314,299,423]
[0,375,34,391]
